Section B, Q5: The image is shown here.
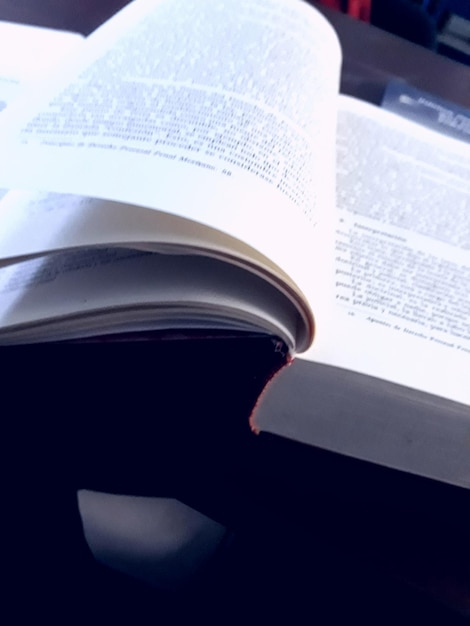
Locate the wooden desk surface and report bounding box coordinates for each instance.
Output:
[0,0,128,34]
[312,1,470,108]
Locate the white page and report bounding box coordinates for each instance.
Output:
[0,0,341,320]
[307,96,470,406]
[0,22,83,201]
[0,190,287,266]
[0,21,83,112]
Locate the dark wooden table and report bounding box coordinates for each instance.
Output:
[0,0,128,34]
[314,1,470,108]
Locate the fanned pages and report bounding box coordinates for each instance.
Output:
[0,0,343,352]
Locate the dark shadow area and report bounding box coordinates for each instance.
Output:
[371,0,439,49]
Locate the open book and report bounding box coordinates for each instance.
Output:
[0,0,468,480]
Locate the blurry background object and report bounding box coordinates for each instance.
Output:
[316,0,470,64]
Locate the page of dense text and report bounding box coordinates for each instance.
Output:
[0,0,341,331]
[307,96,470,405]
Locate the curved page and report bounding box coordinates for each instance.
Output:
[0,0,342,352]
